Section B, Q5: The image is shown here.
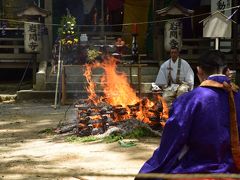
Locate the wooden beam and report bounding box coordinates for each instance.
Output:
[44,0,53,50]
[0,54,32,59]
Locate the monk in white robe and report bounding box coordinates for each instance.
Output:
[154,46,194,106]
[155,58,194,89]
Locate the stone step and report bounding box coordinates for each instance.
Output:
[47,74,156,83]
[117,66,159,75]
[59,65,159,75]
[45,65,158,100]
[0,94,16,103]
[16,90,92,101]
[17,89,154,102]
[45,82,153,92]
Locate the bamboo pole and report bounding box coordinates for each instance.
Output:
[61,65,66,105]
[53,41,61,109]
[215,37,219,50]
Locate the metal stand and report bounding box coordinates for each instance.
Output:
[17,59,31,91]
[132,33,139,63]
[61,65,66,105]
[53,42,62,109]
[215,37,219,50]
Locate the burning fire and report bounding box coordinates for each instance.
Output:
[83,61,101,104]
[100,58,140,106]
[83,57,168,124]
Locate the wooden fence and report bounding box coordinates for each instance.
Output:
[181,38,237,67]
[0,28,32,68]
[0,28,239,69]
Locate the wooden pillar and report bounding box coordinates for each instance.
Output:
[232,0,238,68]
[44,0,53,51]
[153,0,159,61]
[158,1,165,65]
[32,53,37,85]
[100,0,105,39]
[61,66,66,105]
[232,0,240,85]
[0,0,3,18]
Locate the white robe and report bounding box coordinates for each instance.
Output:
[155,58,194,89]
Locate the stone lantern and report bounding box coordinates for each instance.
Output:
[17,2,51,88]
[156,2,194,52]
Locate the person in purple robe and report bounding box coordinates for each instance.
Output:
[135,50,240,180]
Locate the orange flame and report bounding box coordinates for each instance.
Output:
[156,95,169,121]
[83,62,101,105]
[135,98,154,123]
[156,95,169,127]
[83,57,169,124]
[100,57,140,107]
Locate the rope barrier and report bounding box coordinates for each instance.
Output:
[0,170,240,179]
[0,5,239,28]
[135,173,240,179]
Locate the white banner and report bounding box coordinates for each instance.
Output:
[24,22,41,53]
[164,20,182,51]
[211,0,232,51]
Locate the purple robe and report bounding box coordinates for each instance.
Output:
[138,75,240,176]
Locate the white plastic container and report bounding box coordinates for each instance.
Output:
[80,34,88,45]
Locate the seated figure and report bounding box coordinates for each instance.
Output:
[154,46,194,107]
[114,37,126,56]
[136,50,240,180]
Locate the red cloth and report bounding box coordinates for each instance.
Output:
[106,0,124,11]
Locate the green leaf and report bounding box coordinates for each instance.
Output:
[118,140,136,147]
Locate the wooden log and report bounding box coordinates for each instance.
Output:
[149,117,160,122]
[57,124,76,134]
[61,66,66,105]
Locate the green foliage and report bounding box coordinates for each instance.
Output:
[87,49,101,62]
[65,135,99,143]
[58,10,79,46]
[102,135,123,143]
[64,126,157,147]
[118,140,136,147]
[124,127,158,138]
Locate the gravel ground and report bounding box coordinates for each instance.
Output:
[0,101,159,180]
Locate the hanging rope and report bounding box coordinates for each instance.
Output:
[0,5,239,28]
